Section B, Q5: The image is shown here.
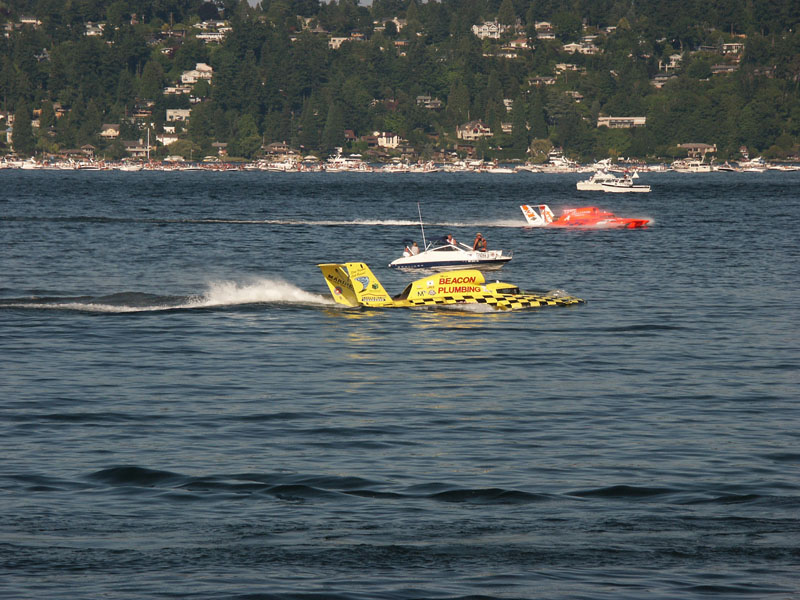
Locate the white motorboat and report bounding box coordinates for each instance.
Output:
[576,170,651,193]
[389,237,512,270]
[671,159,713,173]
[389,203,512,271]
[576,170,622,190]
[325,148,373,172]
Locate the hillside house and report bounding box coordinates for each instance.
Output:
[535,22,555,40]
[181,63,213,84]
[99,124,120,140]
[85,22,104,36]
[374,17,407,32]
[416,96,443,110]
[376,132,399,148]
[563,42,600,55]
[123,140,149,158]
[678,143,717,158]
[164,85,193,96]
[457,120,492,141]
[722,42,745,55]
[166,109,191,122]
[529,76,556,86]
[472,21,511,40]
[597,116,646,128]
[156,132,179,145]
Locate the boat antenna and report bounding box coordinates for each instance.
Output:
[417,202,427,248]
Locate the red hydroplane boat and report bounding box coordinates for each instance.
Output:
[521,204,650,229]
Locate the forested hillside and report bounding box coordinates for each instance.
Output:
[2,0,799,162]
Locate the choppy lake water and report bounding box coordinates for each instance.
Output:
[1,170,798,599]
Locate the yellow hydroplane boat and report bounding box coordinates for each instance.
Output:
[318,262,584,310]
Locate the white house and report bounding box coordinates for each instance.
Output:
[456,120,493,141]
[163,85,193,96]
[99,124,120,139]
[196,31,226,43]
[166,109,191,122]
[597,116,647,128]
[181,63,213,84]
[376,131,399,149]
[156,132,179,146]
[85,22,104,36]
[472,21,512,40]
[563,42,600,55]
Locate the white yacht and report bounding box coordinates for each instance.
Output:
[576,170,651,193]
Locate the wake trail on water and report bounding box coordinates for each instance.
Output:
[6,215,526,228]
[172,217,529,228]
[0,278,335,313]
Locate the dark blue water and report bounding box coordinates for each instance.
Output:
[1,170,798,599]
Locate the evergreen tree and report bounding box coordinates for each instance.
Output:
[39,100,56,131]
[498,0,516,26]
[486,99,504,136]
[140,61,165,101]
[80,98,103,144]
[446,80,470,125]
[12,100,35,157]
[528,91,549,139]
[116,70,136,109]
[298,95,320,150]
[228,113,262,158]
[510,95,529,155]
[321,102,344,152]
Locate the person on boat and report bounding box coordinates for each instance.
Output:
[473,232,487,252]
[446,234,457,246]
[403,244,412,257]
[410,241,420,255]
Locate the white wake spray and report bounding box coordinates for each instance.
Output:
[188,278,334,308]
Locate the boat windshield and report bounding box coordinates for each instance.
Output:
[495,286,521,295]
[393,283,413,300]
[429,237,469,251]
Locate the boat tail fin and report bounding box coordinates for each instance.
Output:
[521,204,542,225]
[538,204,555,224]
[343,262,394,307]
[521,204,552,226]
[318,263,361,307]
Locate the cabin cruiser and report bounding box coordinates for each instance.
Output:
[325,149,373,172]
[576,170,650,192]
[576,170,621,190]
[521,204,650,229]
[671,158,713,173]
[319,262,584,311]
[389,237,512,270]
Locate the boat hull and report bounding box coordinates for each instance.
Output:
[598,183,651,193]
[389,256,512,270]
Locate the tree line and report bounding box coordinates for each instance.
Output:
[2,0,800,161]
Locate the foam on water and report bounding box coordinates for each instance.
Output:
[189,277,334,308]
[0,278,334,313]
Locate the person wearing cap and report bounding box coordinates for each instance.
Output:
[473,232,487,251]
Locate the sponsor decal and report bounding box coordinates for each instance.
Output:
[327,274,352,288]
[354,276,370,292]
[361,296,388,303]
[439,275,478,285]
[426,279,434,287]
[438,285,484,294]
[333,287,342,296]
